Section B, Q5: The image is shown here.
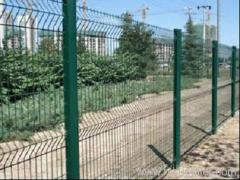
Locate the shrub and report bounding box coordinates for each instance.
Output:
[0,49,62,103]
[77,52,139,85]
[77,53,101,85]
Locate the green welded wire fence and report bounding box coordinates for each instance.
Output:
[231,46,239,115]
[236,50,240,111]
[0,0,175,178]
[0,0,239,179]
[217,44,233,125]
[0,0,65,179]
[180,27,213,155]
[76,5,176,179]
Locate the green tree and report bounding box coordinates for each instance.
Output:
[116,12,157,79]
[183,15,203,77]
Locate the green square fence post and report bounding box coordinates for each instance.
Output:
[212,41,218,134]
[173,29,182,169]
[231,46,236,117]
[63,0,80,179]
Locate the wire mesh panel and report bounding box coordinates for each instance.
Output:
[236,81,239,111]
[217,44,232,124]
[236,51,239,111]
[0,0,66,179]
[0,0,237,179]
[217,84,231,125]
[180,17,213,155]
[235,80,240,111]
[76,6,176,179]
[0,0,178,178]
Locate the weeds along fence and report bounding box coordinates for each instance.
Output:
[0,0,239,179]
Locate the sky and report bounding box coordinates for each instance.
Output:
[84,0,239,47]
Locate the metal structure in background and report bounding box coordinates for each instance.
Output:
[0,0,239,179]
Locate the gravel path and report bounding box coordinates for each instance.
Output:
[164,113,239,179]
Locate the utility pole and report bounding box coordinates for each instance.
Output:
[197,5,211,78]
[206,8,211,40]
[184,6,195,18]
[197,5,211,41]
[217,0,220,42]
[140,5,149,23]
[130,5,149,23]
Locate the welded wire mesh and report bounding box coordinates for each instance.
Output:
[0,0,65,179]
[218,44,232,81]
[236,81,239,111]
[0,0,177,179]
[235,51,239,111]
[180,29,213,154]
[217,44,233,124]
[76,5,176,179]
[0,0,238,179]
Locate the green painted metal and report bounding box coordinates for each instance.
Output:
[231,46,236,117]
[63,0,80,179]
[212,41,218,134]
[173,29,182,169]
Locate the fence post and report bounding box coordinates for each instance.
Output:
[173,29,182,169]
[63,0,80,179]
[212,41,218,134]
[231,46,236,117]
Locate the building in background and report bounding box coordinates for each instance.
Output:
[155,38,174,71]
[0,1,38,51]
[156,43,174,68]
[218,44,232,65]
[195,24,231,65]
[194,24,217,42]
[17,14,38,52]
[0,12,24,50]
[80,31,107,55]
[0,2,17,49]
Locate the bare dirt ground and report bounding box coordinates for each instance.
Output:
[0,79,238,179]
[164,114,239,179]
